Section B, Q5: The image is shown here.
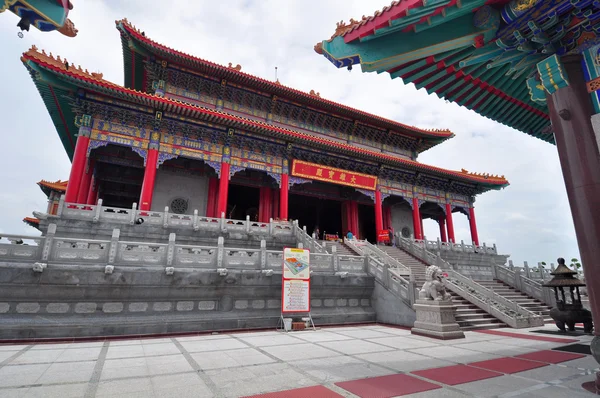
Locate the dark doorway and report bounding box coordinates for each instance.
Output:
[289,194,342,240]
[358,204,376,242]
[227,184,259,220]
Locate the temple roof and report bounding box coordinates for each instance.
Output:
[116,18,455,150]
[22,216,41,231]
[1,0,78,37]
[37,179,68,197]
[21,45,509,191]
[314,0,587,144]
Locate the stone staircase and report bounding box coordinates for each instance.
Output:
[379,245,505,331]
[323,240,356,256]
[475,280,553,323]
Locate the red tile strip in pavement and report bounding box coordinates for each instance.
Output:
[336,374,441,397]
[242,385,344,398]
[516,350,586,364]
[475,329,579,343]
[469,357,548,374]
[412,364,503,386]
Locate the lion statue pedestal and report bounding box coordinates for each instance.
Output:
[411,265,465,340]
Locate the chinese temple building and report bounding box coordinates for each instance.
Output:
[1,0,77,37]
[21,18,508,244]
[315,0,600,386]
[22,180,68,229]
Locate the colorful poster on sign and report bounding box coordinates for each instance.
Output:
[283,247,310,280]
[282,279,310,313]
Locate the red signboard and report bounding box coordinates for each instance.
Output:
[378,230,390,242]
[291,160,377,191]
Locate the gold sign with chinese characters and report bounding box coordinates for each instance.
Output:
[291,160,377,191]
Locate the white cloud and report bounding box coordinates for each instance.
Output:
[0,0,580,264]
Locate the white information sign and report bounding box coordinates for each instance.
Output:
[282,279,310,313]
[283,248,310,280]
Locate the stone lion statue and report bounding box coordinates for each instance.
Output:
[418,265,452,301]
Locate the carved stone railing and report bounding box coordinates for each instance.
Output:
[0,224,366,275]
[413,237,498,255]
[345,238,411,276]
[491,262,556,307]
[443,270,545,329]
[292,221,326,254]
[45,197,295,238]
[365,255,416,306]
[397,236,444,268]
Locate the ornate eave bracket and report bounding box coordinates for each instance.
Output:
[526,77,547,104]
[537,54,570,96]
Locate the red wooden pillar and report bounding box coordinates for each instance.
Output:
[280,174,289,220]
[385,206,392,231]
[206,178,218,217]
[217,162,230,218]
[411,198,422,239]
[420,217,425,239]
[259,187,273,222]
[468,206,480,246]
[445,203,455,243]
[77,158,95,204]
[439,216,447,243]
[64,125,91,203]
[272,187,279,220]
[374,190,383,241]
[139,149,158,211]
[86,174,98,205]
[352,201,360,238]
[543,55,600,381]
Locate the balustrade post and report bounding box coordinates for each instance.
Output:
[461,240,465,252]
[482,242,487,253]
[93,198,103,223]
[363,254,369,274]
[437,237,441,250]
[217,236,224,268]
[384,263,390,289]
[220,212,226,232]
[193,210,199,231]
[524,261,531,278]
[297,242,303,249]
[260,239,266,270]
[166,233,176,266]
[57,195,65,217]
[107,228,120,265]
[129,203,138,225]
[493,243,497,254]
[269,218,274,236]
[332,245,339,271]
[41,223,57,262]
[163,206,169,228]
[551,263,555,272]
[421,243,427,261]
[509,260,514,270]
[490,261,497,279]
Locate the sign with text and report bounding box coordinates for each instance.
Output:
[291,160,377,191]
[378,230,390,242]
[282,279,310,313]
[283,248,310,280]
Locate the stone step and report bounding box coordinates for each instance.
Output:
[457,318,502,326]
[461,323,505,331]
[455,313,497,321]
[455,309,486,315]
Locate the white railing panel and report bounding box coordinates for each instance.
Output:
[310,253,334,272]
[338,255,366,273]
[174,245,216,267]
[116,241,168,265]
[50,238,110,264]
[223,249,260,269]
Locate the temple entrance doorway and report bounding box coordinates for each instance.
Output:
[288,193,342,240]
[358,204,376,243]
[228,169,278,221]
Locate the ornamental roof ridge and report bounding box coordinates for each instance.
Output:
[22,48,507,188]
[115,18,454,141]
[22,45,105,82]
[37,179,68,191]
[459,169,507,183]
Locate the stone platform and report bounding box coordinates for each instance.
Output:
[0,324,596,397]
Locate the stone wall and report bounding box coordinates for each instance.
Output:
[371,281,416,327]
[152,169,209,216]
[0,262,376,340]
[434,251,510,280]
[391,205,413,238]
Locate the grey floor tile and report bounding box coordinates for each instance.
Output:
[408,345,501,363]
[453,375,541,397]
[54,347,102,362]
[191,347,275,370]
[35,360,96,384]
[178,338,248,353]
[261,342,339,361]
[335,329,396,339]
[356,350,454,372]
[318,339,394,355]
[294,355,395,382]
[0,351,19,363]
[24,383,89,398]
[505,384,597,398]
[105,344,145,359]
[285,330,354,342]
[367,336,439,350]
[152,385,214,398]
[560,356,600,370]
[0,387,28,398]
[0,364,51,387]
[95,376,154,396]
[10,349,65,365]
[403,388,474,397]
[141,342,180,356]
[236,334,303,347]
[0,345,28,352]
[513,364,585,383]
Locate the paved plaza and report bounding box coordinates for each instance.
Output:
[0,324,597,397]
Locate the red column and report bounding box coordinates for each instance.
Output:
[384,206,392,231]
[64,129,91,203]
[469,206,480,246]
[445,203,455,243]
[439,216,447,243]
[77,159,94,204]
[272,187,279,220]
[259,187,273,222]
[217,162,230,218]
[280,174,289,220]
[352,201,360,238]
[86,174,97,205]
[420,217,425,239]
[412,198,422,239]
[374,190,383,241]
[206,178,218,217]
[139,149,158,211]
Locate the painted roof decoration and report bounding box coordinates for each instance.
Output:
[316,0,600,144]
[22,216,40,227]
[21,43,508,190]
[38,179,68,196]
[115,18,455,144]
[1,0,77,36]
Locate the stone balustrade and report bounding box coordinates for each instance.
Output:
[491,261,557,307]
[503,260,584,282]
[0,223,366,275]
[413,236,498,255]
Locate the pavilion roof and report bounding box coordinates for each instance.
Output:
[22,217,41,230]
[116,18,455,151]
[20,45,509,192]
[314,0,567,144]
[37,179,68,197]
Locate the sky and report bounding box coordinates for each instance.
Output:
[0,0,579,266]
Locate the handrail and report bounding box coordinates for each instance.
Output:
[491,261,557,308]
[292,221,326,254]
[345,238,410,275]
